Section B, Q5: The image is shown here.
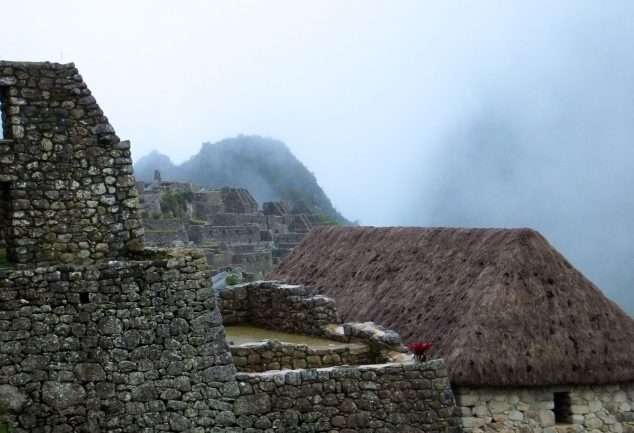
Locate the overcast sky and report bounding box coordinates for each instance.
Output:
[2,1,633,314]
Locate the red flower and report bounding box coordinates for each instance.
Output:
[407,342,433,362]
[407,342,433,354]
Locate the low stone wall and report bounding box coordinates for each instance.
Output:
[230,340,371,372]
[455,382,634,433]
[211,213,268,226]
[0,249,236,432]
[273,232,305,243]
[187,224,263,244]
[218,281,341,336]
[143,230,190,247]
[233,360,461,433]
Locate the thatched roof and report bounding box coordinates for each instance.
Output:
[269,226,634,387]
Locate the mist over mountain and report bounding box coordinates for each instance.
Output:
[134,135,351,225]
[409,21,634,316]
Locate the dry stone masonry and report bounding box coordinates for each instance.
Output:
[230,340,372,372]
[0,61,143,267]
[218,281,341,336]
[136,176,330,277]
[0,249,236,432]
[0,60,462,433]
[455,384,634,433]
[233,360,461,433]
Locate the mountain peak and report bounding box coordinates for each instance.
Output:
[134,136,351,225]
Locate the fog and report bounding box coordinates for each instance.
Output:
[1,1,632,314]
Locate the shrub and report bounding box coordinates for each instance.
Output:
[225,274,242,286]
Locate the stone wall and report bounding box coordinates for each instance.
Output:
[230,340,371,372]
[455,383,634,433]
[0,249,236,432]
[188,224,263,244]
[221,187,258,214]
[233,360,461,433]
[0,61,143,267]
[211,213,268,227]
[143,219,189,247]
[218,281,340,336]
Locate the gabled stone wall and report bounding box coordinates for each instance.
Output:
[0,61,143,267]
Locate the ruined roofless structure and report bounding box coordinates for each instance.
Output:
[0,61,143,267]
[0,61,463,433]
[270,226,634,433]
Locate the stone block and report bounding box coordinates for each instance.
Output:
[73,363,106,381]
[462,417,485,428]
[571,404,590,414]
[539,409,556,427]
[0,384,27,412]
[508,410,524,421]
[457,394,481,407]
[234,394,272,415]
[41,381,86,409]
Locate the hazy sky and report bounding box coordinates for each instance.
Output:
[2,1,633,314]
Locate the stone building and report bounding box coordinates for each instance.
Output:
[0,61,143,267]
[136,176,326,276]
[0,61,462,433]
[270,226,634,433]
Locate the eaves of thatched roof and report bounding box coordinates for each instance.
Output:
[269,226,634,387]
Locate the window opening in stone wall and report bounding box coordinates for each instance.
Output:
[0,181,13,267]
[0,86,8,140]
[553,392,572,424]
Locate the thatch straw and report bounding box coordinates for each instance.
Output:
[269,226,634,386]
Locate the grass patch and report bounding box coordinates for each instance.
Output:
[0,248,13,268]
[225,274,242,286]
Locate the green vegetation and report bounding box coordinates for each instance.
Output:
[141,210,166,220]
[190,219,207,225]
[0,401,8,433]
[134,135,352,225]
[160,190,194,219]
[314,213,341,226]
[0,248,13,268]
[225,274,242,286]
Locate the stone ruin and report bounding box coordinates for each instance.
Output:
[0,60,461,432]
[0,61,143,268]
[136,175,328,277]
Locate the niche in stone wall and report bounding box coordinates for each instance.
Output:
[0,181,13,265]
[553,391,572,424]
[0,86,8,139]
